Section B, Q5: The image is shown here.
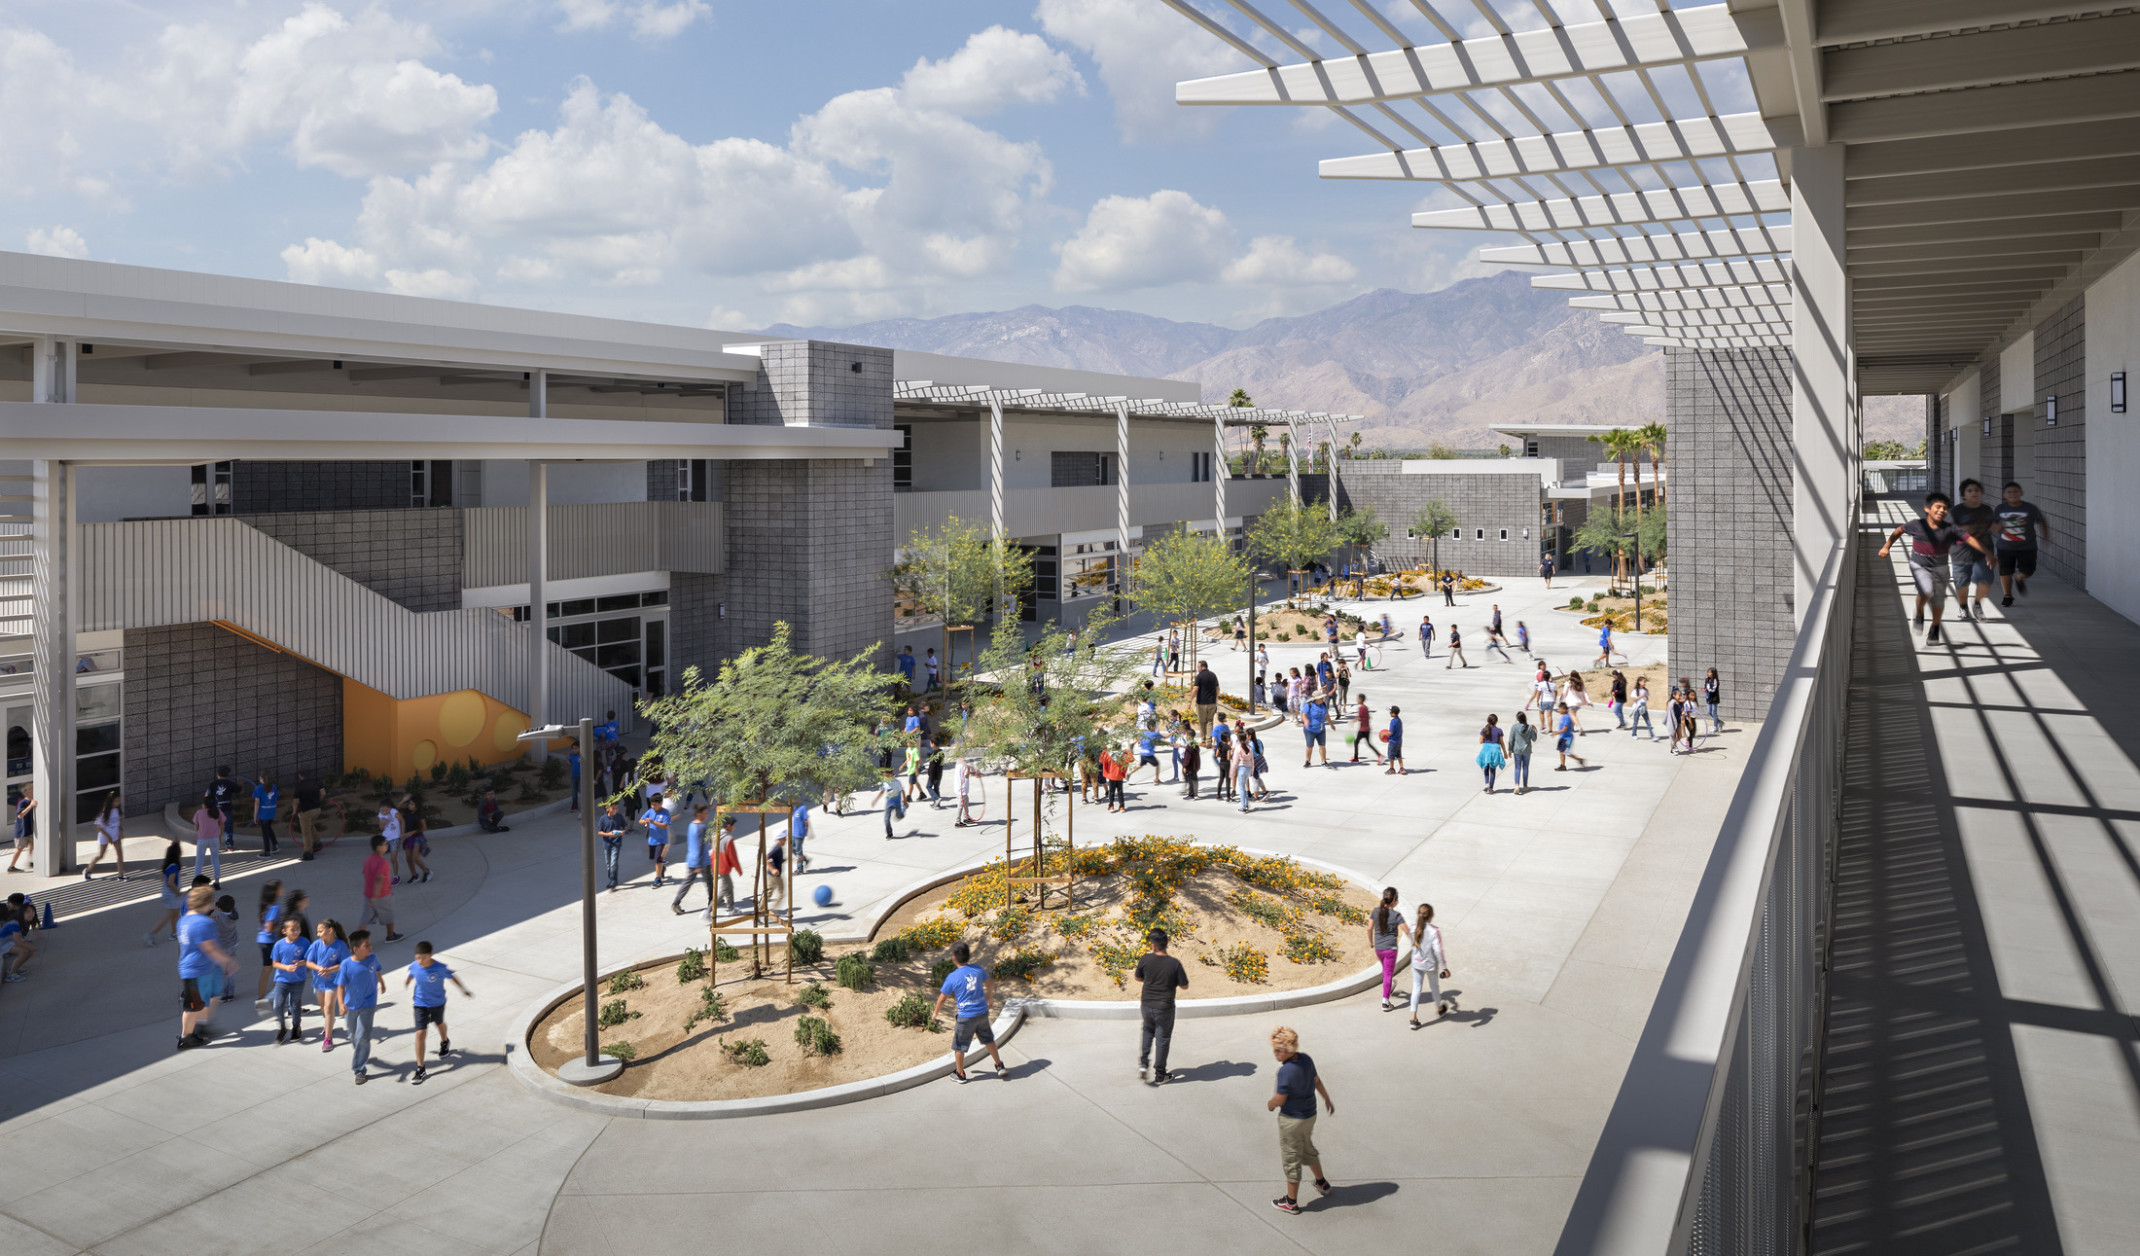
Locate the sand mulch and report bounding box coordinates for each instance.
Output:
[529,956,957,1102]
[871,868,1380,1001]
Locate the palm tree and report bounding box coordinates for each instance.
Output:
[1637,421,1667,508]
[1346,431,1362,459]
[1588,428,1641,587]
[1228,389,1258,474]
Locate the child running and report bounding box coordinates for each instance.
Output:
[1555,707,1587,771]
[404,941,472,1084]
[930,942,1009,1082]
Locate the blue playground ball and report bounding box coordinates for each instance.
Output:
[813,884,833,907]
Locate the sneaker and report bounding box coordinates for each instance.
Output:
[1972,603,1986,621]
[3,973,26,983]
[354,1072,368,1085]
[1927,624,1942,644]
[421,871,431,883]
[384,933,406,943]
[144,931,158,947]
[1138,1066,1148,1081]
[2017,578,2029,598]
[439,1037,451,1056]
[1151,1070,1169,1085]
[412,1066,428,1084]
[274,1028,287,1045]
[2003,594,2014,607]
[1314,1178,1333,1197]
[953,1072,970,1084]
[1913,612,1924,627]
[176,1035,194,1052]
[1272,1197,1303,1215]
[322,1036,334,1053]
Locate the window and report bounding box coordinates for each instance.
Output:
[1498,529,1509,541]
[1064,540,1116,598]
[1051,451,1113,487]
[1032,545,1059,601]
[74,681,122,823]
[676,459,710,501]
[409,460,453,507]
[1190,451,1214,482]
[1475,528,1485,540]
[893,425,913,490]
[190,462,232,515]
[1524,439,1540,457]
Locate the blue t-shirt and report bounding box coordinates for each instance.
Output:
[256,902,282,946]
[177,912,219,979]
[1419,621,1432,639]
[1557,713,1576,740]
[641,807,671,846]
[407,959,455,1008]
[940,964,990,1020]
[271,938,309,983]
[0,921,20,945]
[790,804,809,841]
[1138,731,1158,758]
[568,751,581,778]
[252,784,279,820]
[683,821,708,868]
[598,811,628,840]
[1305,702,1327,735]
[1276,1051,1318,1119]
[1599,625,1612,647]
[306,938,350,988]
[897,654,916,679]
[1386,715,1403,745]
[336,954,383,1009]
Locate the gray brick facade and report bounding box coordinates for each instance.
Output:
[122,623,342,817]
[1665,347,1794,720]
[1334,463,1548,577]
[2033,295,2085,582]
[233,461,413,513]
[241,510,465,612]
[1981,357,2010,491]
[668,571,723,685]
[729,341,895,429]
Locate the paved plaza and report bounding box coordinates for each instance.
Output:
[0,574,1747,1255]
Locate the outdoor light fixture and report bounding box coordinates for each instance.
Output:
[516,718,620,1085]
[1984,417,1992,435]
[2114,372,2128,414]
[2045,395,2058,426]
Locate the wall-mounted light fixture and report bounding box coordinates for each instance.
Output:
[2045,394,2058,426]
[2114,371,2128,414]
[1983,417,1992,436]
[1014,449,1021,461]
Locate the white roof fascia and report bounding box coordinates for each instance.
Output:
[1413,180,1788,231]
[1569,289,1794,312]
[1320,112,1784,182]
[1599,308,1794,330]
[1175,4,1780,105]
[1531,258,1792,291]
[1480,224,1792,267]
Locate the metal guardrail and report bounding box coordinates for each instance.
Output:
[1553,527,1857,1256]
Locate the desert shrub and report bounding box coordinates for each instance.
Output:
[606,969,645,995]
[538,758,567,790]
[995,945,1051,982]
[515,778,544,803]
[683,985,726,1034]
[1054,913,1099,940]
[885,992,938,1030]
[835,952,874,992]
[989,905,1031,943]
[897,916,964,951]
[793,1015,842,1056]
[797,981,832,1010]
[1308,891,1365,925]
[1230,889,1298,930]
[676,947,707,983]
[429,761,447,783]
[1218,941,1270,983]
[601,1041,637,1062]
[944,864,1011,918]
[870,936,912,964]
[720,1037,769,1067]
[1280,933,1337,964]
[1568,596,1585,609]
[713,938,740,963]
[597,998,639,1028]
[790,929,825,965]
[927,956,957,988]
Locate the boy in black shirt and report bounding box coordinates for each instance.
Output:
[1134,929,1188,1084]
[1947,479,1997,621]
[1992,481,2050,607]
[1879,491,1991,644]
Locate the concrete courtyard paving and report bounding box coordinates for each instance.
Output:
[0,573,1745,1255]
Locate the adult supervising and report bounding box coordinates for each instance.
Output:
[1192,662,1220,741]
[1134,929,1188,1085]
[1267,1026,1335,1214]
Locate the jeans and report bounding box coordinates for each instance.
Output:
[601,837,623,888]
[1139,1005,1176,1074]
[1708,701,1722,733]
[883,792,906,836]
[672,865,711,910]
[1630,708,1654,740]
[259,818,279,854]
[1235,765,1253,810]
[1168,746,1180,782]
[1614,702,1627,729]
[1419,636,1430,655]
[1513,753,1531,789]
[346,1005,376,1074]
[272,981,305,1031]
[193,837,221,883]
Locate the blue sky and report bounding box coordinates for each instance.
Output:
[0,0,1497,330]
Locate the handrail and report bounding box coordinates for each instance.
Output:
[1553,529,1855,1256]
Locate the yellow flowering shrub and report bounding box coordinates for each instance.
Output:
[897,916,965,951]
[1281,933,1337,964]
[1218,941,1270,984]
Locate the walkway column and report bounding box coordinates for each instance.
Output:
[1791,144,1853,622]
[987,396,1006,542]
[1212,410,1228,536]
[527,369,549,763]
[1322,414,1341,522]
[1114,400,1132,594]
[31,458,74,875]
[1286,418,1301,507]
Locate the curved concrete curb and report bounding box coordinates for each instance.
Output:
[503,967,1026,1120]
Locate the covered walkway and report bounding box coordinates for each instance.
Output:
[1810,504,2140,1255]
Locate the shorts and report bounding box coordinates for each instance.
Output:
[1137,755,1159,768]
[1304,729,1326,748]
[953,1014,995,1052]
[648,842,666,860]
[1557,734,1575,752]
[401,835,425,854]
[1997,549,2037,578]
[1949,553,1993,586]
[414,1004,447,1029]
[96,830,120,847]
[259,943,275,965]
[1908,563,1951,598]
[1385,740,1402,757]
[181,977,207,1013]
[198,969,226,1000]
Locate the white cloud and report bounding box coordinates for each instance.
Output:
[24,226,88,259]
[1034,0,1242,140]
[901,26,1083,115]
[280,236,381,284]
[554,0,709,41]
[1055,190,1236,290]
[1222,235,1356,285]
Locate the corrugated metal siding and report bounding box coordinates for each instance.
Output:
[462,501,721,588]
[79,518,633,725]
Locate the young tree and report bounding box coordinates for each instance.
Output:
[888,516,1035,684]
[1130,530,1251,674]
[1335,507,1389,579]
[637,622,896,810]
[1247,497,1340,600]
[1410,499,1458,577]
[959,609,1142,809]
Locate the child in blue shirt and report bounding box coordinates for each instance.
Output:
[1555,710,1588,771]
[641,801,673,888]
[269,916,310,1044]
[336,929,386,1083]
[403,940,472,1084]
[306,920,350,1053]
[929,942,1008,1083]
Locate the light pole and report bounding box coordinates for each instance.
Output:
[518,716,622,1085]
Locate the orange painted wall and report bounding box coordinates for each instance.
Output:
[341,681,569,781]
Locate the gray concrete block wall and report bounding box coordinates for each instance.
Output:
[1665,347,1794,720]
[241,510,465,613]
[1531,435,1607,478]
[1981,357,2010,491]
[234,461,412,513]
[1334,463,1546,577]
[122,623,342,818]
[668,571,723,687]
[715,458,894,668]
[2033,295,2086,582]
[730,342,895,429]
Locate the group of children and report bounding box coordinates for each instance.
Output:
[169,874,472,1084]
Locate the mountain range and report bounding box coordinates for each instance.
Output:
[765,271,1923,448]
